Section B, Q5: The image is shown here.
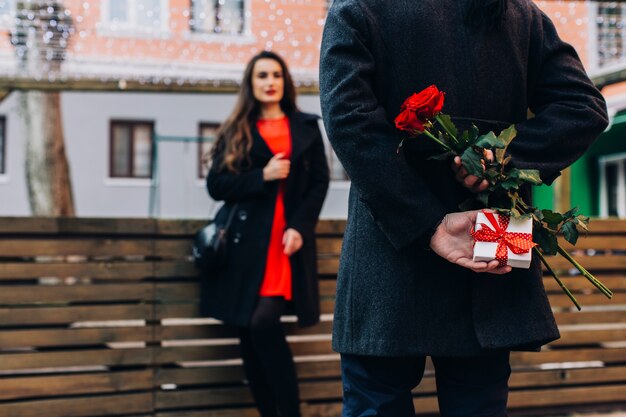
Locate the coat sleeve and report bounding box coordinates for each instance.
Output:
[319,0,447,251]
[510,7,609,185]
[206,164,268,202]
[287,127,330,236]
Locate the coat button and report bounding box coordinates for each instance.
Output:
[238,210,248,221]
[233,232,242,244]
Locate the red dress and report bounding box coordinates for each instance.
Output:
[257,116,293,300]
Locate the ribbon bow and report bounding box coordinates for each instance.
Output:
[471,211,536,267]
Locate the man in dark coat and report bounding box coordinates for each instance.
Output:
[319,0,609,415]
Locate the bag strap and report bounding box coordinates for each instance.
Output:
[223,203,239,229]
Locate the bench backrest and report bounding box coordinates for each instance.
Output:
[0,218,625,417]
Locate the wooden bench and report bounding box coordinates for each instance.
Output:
[0,217,625,417]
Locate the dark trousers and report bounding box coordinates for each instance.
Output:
[341,351,511,417]
[239,296,301,417]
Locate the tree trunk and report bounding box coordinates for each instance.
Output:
[22,90,75,216]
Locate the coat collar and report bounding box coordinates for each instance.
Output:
[250,112,319,162]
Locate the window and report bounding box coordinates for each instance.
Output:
[0,0,14,28]
[600,155,626,217]
[101,0,168,34]
[190,0,245,35]
[0,117,5,175]
[198,123,218,179]
[110,120,154,178]
[596,3,626,69]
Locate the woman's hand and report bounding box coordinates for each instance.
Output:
[451,150,493,193]
[263,153,290,181]
[283,228,303,256]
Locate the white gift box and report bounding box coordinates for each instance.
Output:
[472,210,534,269]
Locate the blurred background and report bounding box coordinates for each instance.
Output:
[0,0,625,220]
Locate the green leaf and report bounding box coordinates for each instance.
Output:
[534,223,558,255]
[475,131,505,149]
[461,125,480,147]
[460,147,484,178]
[562,221,579,245]
[497,125,517,148]
[541,209,563,229]
[437,114,458,139]
[576,215,590,231]
[500,178,520,190]
[509,168,542,185]
[562,206,579,219]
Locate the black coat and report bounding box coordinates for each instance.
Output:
[202,111,330,328]
[320,0,609,356]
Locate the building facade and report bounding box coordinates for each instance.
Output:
[0,0,625,219]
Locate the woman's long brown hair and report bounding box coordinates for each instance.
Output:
[210,51,298,173]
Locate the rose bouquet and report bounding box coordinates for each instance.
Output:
[395,85,612,310]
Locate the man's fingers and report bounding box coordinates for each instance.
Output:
[463,175,481,189]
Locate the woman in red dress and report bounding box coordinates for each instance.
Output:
[205,51,330,417]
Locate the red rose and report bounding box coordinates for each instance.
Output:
[394,107,425,133]
[401,85,445,119]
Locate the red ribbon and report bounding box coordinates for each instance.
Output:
[471,211,537,267]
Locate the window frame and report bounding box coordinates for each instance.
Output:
[99,0,170,38]
[599,152,626,218]
[198,122,219,179]
[589,2,626,75]
[0,116,6,175]
[189,0,247,36]
[0,0,14,29]
[109,119,155,179]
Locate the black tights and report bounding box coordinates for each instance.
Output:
[239,296,301,417]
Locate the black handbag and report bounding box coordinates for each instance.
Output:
[192,203,239,274]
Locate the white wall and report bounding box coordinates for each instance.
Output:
[0,91,348,219]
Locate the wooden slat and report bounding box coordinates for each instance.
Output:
[0,393,153,417]
[543,275,626,293]
[547,292,626,308]
[0,370,152,401]
[0,239,154,257]
[511,347,626,367]
[0,261,197,280]
[0,262,153,280]
[507,384,626,409]
[156,387,252,409]
[0,327,154,349]
[0,305,153,326]
[55,218,156,235]
[541,254,626,271]
[315,220,346,235]
[155,341,334,363]
[317,258,340,275]
[156,219,206,236]
[554,310,626,325]
[558,235,626,250]
[157,409,260,417]
[316,238,343,255]
[0,348,153,371]
[553,328,626,346]
[157,321,333,341]
[509,365,626,388]
[155,361,342,386]
[0,283,154,304]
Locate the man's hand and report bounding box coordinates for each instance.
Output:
[451,150,493,193]
[430,211,512,274]
[283,228,303,256]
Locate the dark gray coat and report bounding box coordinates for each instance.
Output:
[320,0,608,356]
[202,112,330,327]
